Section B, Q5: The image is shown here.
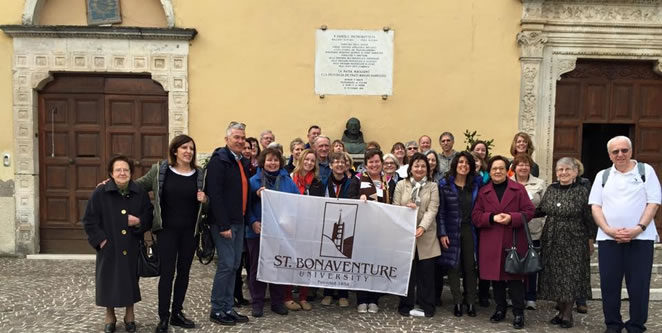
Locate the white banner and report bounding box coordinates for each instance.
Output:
[257,189,416,296]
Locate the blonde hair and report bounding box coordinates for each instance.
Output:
[292,149,319,179]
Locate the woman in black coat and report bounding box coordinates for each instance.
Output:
[83,156,153,333]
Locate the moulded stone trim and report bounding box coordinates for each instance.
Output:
[170,76,187,92]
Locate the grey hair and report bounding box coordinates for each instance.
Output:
[556,157,579,171]
[405,140,418,148]
[382,153,401,168]
[267,142,283,154]
[313,135,330,146]
[260,130,275,140]
[606,135,632,151]
[439,131,455,142]
[226,121,246,137]
[289,137,304,152]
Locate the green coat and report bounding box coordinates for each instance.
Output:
[135,161,205,233]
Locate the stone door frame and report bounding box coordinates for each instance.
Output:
[1,25,196,254]
[518,0,662,181]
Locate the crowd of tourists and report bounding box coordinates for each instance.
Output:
[83,122,660,333]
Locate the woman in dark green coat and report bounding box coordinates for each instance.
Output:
[83,155,153,333]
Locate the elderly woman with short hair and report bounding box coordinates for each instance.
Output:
[536,157,595,329]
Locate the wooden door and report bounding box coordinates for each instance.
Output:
[555,60,662,233]
[39,75,168,253]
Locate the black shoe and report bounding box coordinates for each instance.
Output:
[435,299,442,306]
[398,308,411,317]
[466,304,477,317]
[227,309,249,323]
[479,298,490,307]
[124,320,136,333]
[104,323,116,333]
[251,308,263,318]
[560,318,573,329]
[155,319,168,333]
[171,312,195,328]
[490,310,506,323]
[238,298,250,306]
[424,311,434,318]
[550,315,562,325]
[271,305,289,316]
[604,328,622,333]
[513,315,524,329]
[453,304,463,317]
[209,312,235,326]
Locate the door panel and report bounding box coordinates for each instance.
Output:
[39,75,167,253]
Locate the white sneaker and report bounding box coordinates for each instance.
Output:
[507,299,513,307]
[526,300,536,310]
[409,308,425,317]
[368,303,379,313]
[357,303,368,313]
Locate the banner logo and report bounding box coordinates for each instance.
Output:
[320,202,358,259]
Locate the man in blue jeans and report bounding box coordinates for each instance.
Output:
[589,136,661,333]
[206,121,251,326]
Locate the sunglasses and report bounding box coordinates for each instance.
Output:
[407,147,418,150]
[610,148,630,155]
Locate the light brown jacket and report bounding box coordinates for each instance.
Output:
[393,180,441,260]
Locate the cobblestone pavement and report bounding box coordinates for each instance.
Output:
[1,258,661,333]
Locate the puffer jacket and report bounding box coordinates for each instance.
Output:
[246,168,300,239]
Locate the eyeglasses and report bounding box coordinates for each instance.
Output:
[610,148,630,155]
[384,162,396,166]
[407,147,418,150]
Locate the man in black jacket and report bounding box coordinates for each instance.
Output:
[206,121,251,326]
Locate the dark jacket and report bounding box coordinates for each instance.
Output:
[352,172,395,204]
[83,180,153,307]
[471,179,535,281]
[324,174,359,199]
[436,176,481,268]
[205,146,251,231]
[246,168,300,239]
[318,160,332,185]
[135,160,205,233]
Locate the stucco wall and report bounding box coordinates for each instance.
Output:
[39,0,167,27]
[176,0,522,154]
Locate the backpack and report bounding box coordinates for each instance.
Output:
[601,162,646,187]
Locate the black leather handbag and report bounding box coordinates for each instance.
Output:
[195,168,215,265]
[504,215,542,275]
[138,233,160,277]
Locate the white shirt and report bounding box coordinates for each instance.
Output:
[588,160,662,241]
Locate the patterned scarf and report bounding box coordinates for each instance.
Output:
[409,176,428,206]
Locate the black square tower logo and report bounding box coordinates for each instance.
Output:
[320,202,358,259]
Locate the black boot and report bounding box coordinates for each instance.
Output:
[155,318,168,333]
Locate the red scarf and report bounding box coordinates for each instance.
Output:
[292,172,314,194]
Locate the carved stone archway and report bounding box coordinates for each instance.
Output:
[22,0,176,28]
[0,25,196,254]
[518,0,662,181]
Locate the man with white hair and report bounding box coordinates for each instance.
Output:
[313,135,331,184]
[588,135,661,333]
[206,121,251,326]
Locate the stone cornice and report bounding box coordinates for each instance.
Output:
[522,0,662,24]
[0,25,197,41]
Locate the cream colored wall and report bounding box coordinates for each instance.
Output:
[177,1,522,155]
[39,0,167,27]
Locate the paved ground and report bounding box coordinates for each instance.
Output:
[1,258,661,333]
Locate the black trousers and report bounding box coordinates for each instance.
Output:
[433,264,445,304]
[356,291,381,305]
[157,226,196,319]
[599,240,654,333]
[399,253,436,316]
[492,280,524,316]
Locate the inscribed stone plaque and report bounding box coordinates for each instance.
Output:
[315,29,394,96]
[87,0,122,25]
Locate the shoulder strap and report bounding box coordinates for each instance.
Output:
[601,167,612,187]
[638,162,646,183]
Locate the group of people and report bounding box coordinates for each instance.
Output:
[83,121,660,333]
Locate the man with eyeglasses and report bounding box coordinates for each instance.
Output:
[438,132,457,175]
[588,135,661,333]
[206,121,251,326]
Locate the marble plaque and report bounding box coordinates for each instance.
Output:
[87,0,122,25]
[315,29,394,96]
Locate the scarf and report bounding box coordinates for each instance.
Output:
[261,169,281,191]
[331,175,346,198]
[293,172,314,195]
[409,176,428,206]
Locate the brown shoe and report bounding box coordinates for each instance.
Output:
[284,300,302,311]
[321,296,333,306]
[576,304,588,314]
[300,300,313,311]
[338,298,349,307]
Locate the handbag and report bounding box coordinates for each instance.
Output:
[138,232,160,277]
[195,168,215,265]
[503,215,543,275]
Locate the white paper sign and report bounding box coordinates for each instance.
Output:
[315,29,394,96]
[257,190,416,296]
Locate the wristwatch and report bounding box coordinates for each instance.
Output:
[638,223,647,231]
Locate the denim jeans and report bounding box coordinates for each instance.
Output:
[210,224,244,314]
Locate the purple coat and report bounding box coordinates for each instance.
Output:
[471,179,535,281]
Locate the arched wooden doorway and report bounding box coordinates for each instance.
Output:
[38,74,168,253]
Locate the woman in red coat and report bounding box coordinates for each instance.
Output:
[472,155,535,330]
